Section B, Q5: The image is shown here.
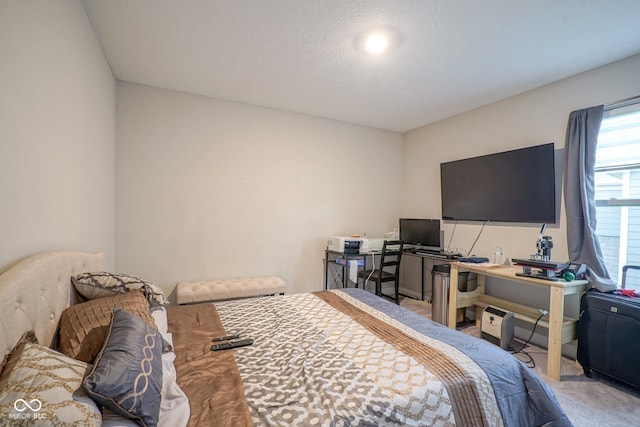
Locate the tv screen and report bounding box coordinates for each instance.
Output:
[440,143,556,223]
[399,218,441,249]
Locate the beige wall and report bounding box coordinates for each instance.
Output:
[0,0,116,269]
[115,82,403,297]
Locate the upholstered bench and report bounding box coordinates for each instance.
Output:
[176,276,286,305]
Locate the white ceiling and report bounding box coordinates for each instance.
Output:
[81,0,640,132]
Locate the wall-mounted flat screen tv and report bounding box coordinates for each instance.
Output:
[440,143,556,223]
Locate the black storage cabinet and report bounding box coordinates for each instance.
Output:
[577,290,640,387]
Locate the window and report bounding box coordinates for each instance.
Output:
[595,100,640,289]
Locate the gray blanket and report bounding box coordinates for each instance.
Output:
[211,288,571,426]
[340,288,573,427]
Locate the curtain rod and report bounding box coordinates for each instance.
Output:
[604,94,640,110]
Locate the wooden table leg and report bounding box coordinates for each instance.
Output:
[475,275,486,328]
[448,264,459,328]
[547,286,564,381]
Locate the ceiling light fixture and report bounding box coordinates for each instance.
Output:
[356,28,399,55]
[364,32,389,54]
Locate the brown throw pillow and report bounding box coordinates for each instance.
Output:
[58,291,155,363]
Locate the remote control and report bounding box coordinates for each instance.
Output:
[212,334,240,342]
[211,339,253,351]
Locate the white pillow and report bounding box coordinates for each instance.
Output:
[151,306,169,335]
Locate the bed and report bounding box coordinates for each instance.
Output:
[0,251,572,426]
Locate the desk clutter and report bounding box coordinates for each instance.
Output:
[457,256,489,263]
[327,218,444,255]
[406,248,463,259]
[327,236,387,254]
[512,258,586,282]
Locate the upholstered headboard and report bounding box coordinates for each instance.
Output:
[0,251,104,360]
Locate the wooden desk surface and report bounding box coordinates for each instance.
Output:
[449,262,590,381]
[451,263,589,289]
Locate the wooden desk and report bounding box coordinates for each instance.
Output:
[448,263,589,381]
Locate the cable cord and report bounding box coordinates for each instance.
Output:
[446,221,457,251]
[513,348,536,368]
[508,312,546,368]
[364,253,376,290]
[466,220,487,256]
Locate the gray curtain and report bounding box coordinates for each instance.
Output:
[564,105,616,292]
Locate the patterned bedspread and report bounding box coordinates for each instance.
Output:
[168,289,572,427]
[169,289,571,427]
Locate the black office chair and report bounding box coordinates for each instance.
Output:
[359,240,404,304]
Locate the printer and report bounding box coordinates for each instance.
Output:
[327,236,369,254]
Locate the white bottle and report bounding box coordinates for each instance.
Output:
[493,247,503,265]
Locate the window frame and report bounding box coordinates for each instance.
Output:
[594,97,640,288]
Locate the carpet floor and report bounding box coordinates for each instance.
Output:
[399,297,640,426]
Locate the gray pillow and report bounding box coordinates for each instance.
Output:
[83,308,163,427]
[72,271,168,306]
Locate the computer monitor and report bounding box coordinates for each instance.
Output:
[399,218,441,250]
